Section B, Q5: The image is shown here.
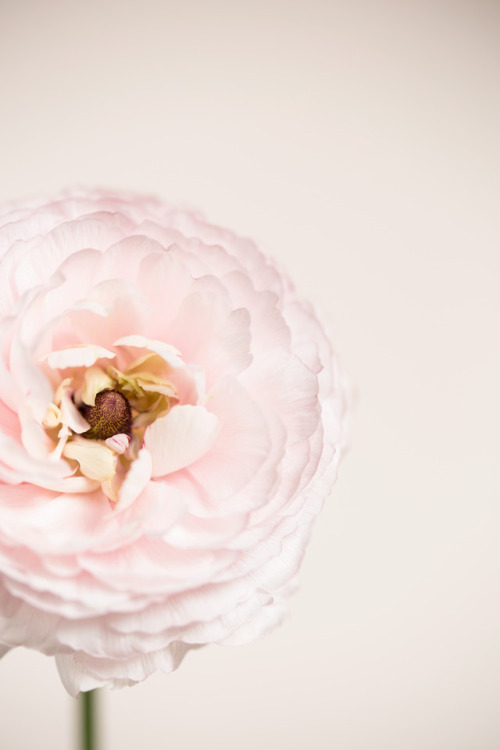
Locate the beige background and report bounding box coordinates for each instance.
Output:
[1,1,499,748]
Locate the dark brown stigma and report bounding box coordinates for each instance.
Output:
[80,390,132,440]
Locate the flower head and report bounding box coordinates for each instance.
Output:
[0,189,349,694]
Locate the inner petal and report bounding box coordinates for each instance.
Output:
[144,404,220,477]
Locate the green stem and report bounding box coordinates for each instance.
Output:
[80,689,97,750]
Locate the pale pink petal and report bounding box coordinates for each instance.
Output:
[241,348,320,443]
[55,642,191,696]
[136,250,195,340]
[113,335,184,369]
[105,433,130,455]
[114,448,152,511]
[18,405,53,459]
[9,331,54,424]
[63,438,116,482]
[43,344,116,370]
[0,432,73,484]
[61,290,152,354]
[0,484,110,554]
[59,389,90,434]
[188,377,271,502]
[144,405,220,477]
[166,287,252,386]
[30,475,101,494]
[10,214,129,298]
[80,366,115,406]
[133,480,187,537]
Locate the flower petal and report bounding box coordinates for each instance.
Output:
[114,335,184,369]
[59,389,90,434]
[63,437,116,482]
[43,344,116,370]
[115,448,152,511]
[80,366,115,406]
[144,405,220,477]
[105,433,130,455]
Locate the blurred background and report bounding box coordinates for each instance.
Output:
[0,0,499,748]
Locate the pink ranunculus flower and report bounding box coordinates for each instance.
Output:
[0,189,348,694]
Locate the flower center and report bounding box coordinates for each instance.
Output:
[42,350,180,503]
[80,390,132,440]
